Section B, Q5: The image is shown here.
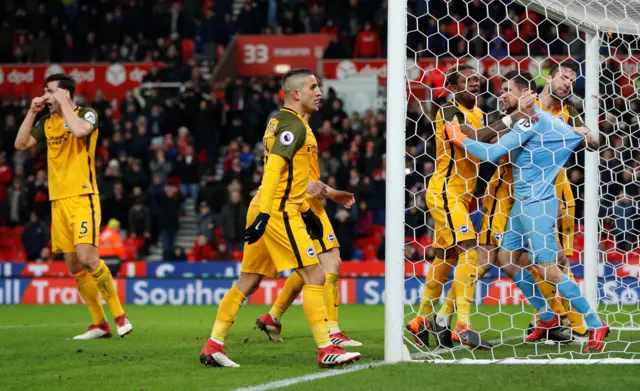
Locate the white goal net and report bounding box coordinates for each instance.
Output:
[386,0,640,363]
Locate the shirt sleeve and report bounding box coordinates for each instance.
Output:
[461,119,536,163]
[566,105,584,127]
[269,119,307,161]
[30,113,50,142]
[77,107,99,131]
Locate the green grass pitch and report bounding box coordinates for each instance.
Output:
[1,305,639,391]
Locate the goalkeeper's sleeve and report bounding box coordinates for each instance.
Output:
[462,125,535,163]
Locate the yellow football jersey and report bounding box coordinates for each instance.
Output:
[252,107,318,211]
[31,106,99,201]
[427,100,484,197]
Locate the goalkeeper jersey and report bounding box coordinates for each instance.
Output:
[462,106,583,202]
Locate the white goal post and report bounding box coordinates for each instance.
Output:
[385,0,640,364]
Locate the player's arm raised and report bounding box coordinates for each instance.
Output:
[54,89,98,137]
[567,106,600,150]
[15,97,46,150]
[460,92,538,142]
[445,119,535,163]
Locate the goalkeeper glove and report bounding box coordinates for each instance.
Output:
[244,212,270,244]
[301,209,323,240]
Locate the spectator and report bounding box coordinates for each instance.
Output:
[0,151,13,224]
[123,159,150,193]
[190,234,215,261]
[353,22,381,58]
[333,209,355,261]
[8,178,29,227]
[103,182,129,227]
[175,145,201,201]
[128,197,152,256]
[211,241,234,261]
[220,190,246,251]
[197,202,216,244]
[158,185,183,260]
[355,201,373,237]
[405,205,426,239]
[99,219,126,275]
[613,192,638,252]
[149,150,173,184]
[172,246,188,261]
[21,212,50,261]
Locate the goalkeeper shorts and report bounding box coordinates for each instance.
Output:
[501,198,559,264]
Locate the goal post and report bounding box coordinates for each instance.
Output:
[386,0,640,363]
[384,0,409,364]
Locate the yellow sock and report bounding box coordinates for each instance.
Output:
[324,272,340,331]
[440,264,487,318]
[528,266,565,315]
[418,257,454,317]
[452,249,478,326]
[269,272,304,321]
[562,272,588,335]
[73,270,106,325]
[211,286,246,342]
[303,285,332,347]
[89,260,125,318]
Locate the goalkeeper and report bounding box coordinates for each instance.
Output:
[444,71,608,353]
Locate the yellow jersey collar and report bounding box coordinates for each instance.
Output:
[535,99,564,116]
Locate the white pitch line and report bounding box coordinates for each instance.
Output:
[228,336,511,391]
[0,322,84,329]
[228,361,389,391]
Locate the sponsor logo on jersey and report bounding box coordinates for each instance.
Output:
[327,233,335,242]
[460,225,469,234]
[280,131,294,145]
[306,247,316,257]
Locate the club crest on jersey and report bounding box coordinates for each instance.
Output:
[280,131,294,145]
[460,225,469,234]
[64,122,69,129]
[495,232,504,241]
[327,233,335,242]
[306,247,316,257]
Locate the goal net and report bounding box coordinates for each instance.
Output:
[389,0,640,363]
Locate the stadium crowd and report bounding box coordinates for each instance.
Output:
[0,0,638,262]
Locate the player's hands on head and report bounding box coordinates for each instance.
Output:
[244,212,270,244]
[327,189,355,208]
[443,121,467,147]
[29,97,46,114]
[52,89,70,103]
[307,181,327,198]
[301,209,323,240]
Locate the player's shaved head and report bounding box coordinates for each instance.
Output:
[281,68,314,97]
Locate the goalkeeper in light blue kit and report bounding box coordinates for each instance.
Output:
[445,70,609,353]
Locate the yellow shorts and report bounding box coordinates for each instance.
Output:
[426,190,475,249]
[307,195,340,255]
[241,204,319,279]
[479,176,514,247]
[51,194,101,254]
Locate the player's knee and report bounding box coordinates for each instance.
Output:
[319,248,341,273]
[64,253,84,275]
[236,273,263,296]
[425,279,443,292]
[298,264,325,286]
[75,244,100,270]
[458,239,477,251]
[538,263,562,284]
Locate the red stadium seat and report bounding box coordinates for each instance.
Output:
[232,250,243,260]
[124,245,137,261]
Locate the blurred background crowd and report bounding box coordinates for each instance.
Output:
[0,0,638,263]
